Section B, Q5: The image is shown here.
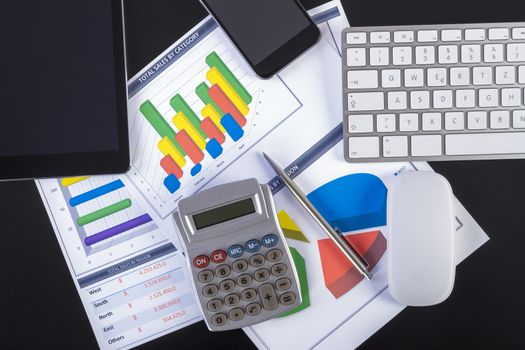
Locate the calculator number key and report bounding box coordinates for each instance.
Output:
[211,313,228,327]
[242,288,257,302]
[271,263,287,277]
[207,298,223,312]
[237,274,253,287]
[198,270,214,283]
[215,264,231,278]
[202,284,219,298]
[259,283,278,310]
[254,268,270,282]
[232,259,248,273]
[224,293,240,306]
[219,279,235,292]
[249,254,266,267]
[267,249,283,262]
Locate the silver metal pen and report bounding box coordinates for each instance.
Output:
[263,152,373,280]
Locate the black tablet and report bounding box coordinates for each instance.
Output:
[0,0,129,180]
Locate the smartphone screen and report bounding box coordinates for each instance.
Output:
[202,0,319,77]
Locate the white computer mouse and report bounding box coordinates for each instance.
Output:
[387,171,456,306]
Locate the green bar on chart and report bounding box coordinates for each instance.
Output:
[77,199,133,226]
[140,100,186,155]
[205,51,252,105]
[170,94,207,138]
[196,82,224,116]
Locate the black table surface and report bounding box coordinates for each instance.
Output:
[3,0,525,349]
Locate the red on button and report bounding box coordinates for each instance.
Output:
[210,250,227,263]
[193,255,210,269]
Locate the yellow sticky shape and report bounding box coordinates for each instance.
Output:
[207,67,250,116]
[172,112,206,150]
[158,137,186,167]
[61,177,89,187]
[278,210,310,243]
[202,104,226,133]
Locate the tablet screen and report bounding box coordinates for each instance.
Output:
[0,0,123,158]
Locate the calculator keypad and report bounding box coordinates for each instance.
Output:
[193,235,300,330]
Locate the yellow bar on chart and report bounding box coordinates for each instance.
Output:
[158,137,186,167]
[206,67,250,116]
[172,112,206,150]
[61,177,89,187]
[202,104,226,133]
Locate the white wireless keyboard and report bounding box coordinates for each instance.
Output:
[342,23,525,162]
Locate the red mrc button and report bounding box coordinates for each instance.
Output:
[210,250,227,263]
[193,255,210,269]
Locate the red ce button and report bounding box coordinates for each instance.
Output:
[193,255,210,269]
[210,250,227,263]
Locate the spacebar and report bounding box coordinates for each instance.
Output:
[446,132,525,155]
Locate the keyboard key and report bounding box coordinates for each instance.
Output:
[513,111,525,128]
[446,133,525,155]
[410,91,430,109]
[370,47,390,66]
[478,89,499,107]
[399,113,419,131]
[383,136,408,157]
[441,29,461,41]
[465,29,486,41]
[370,31,391,43]
[411,135,442,156]
[456,89,476,108]
[347,70,379,89]
[438,45,458,64]
[347,48,366,66]
[348,115,373,133]
[445,112,465,130]
[348,137,380,158]
[347,32,366,44]
[427,68,447,86]
[388,91,407,110]
[348,92,384,111]
[417,30,438,42]
[473,66,493,85]
[501,88,522,106]
[519,66,525,84]
[382,69,401,88]
[512,28,525,39]
[484,44,504,62]
[488,28,509,40]
[450,67,470,86]
[461,44,481,63]
[468,111,488,129]
[422,113,442,131]
[495,66,516,84]
[415,46,436,64]
[394,31,414,43]
[376,114,396,132]
[259,283,278,310]
[404,68,424,87]
[433,90,453,109]
[490,111,510,129]
[393,47,413,65]
[507,43,525,62]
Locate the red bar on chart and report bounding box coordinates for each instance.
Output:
[176,130,205,164]
[160,155,183,179]
[201,117,226,144]
[208,84,247,127]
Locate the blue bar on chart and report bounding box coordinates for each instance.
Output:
[69,180,125,207]
[220,113,244,142]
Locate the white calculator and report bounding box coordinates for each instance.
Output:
[173,178,302,331]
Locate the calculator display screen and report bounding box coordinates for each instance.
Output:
[192,198,256,230]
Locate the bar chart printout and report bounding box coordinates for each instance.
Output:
[139,51,253,195]
[127,26,301,218]
[37,177,201,349]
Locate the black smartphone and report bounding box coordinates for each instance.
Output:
[200,0,320,78]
